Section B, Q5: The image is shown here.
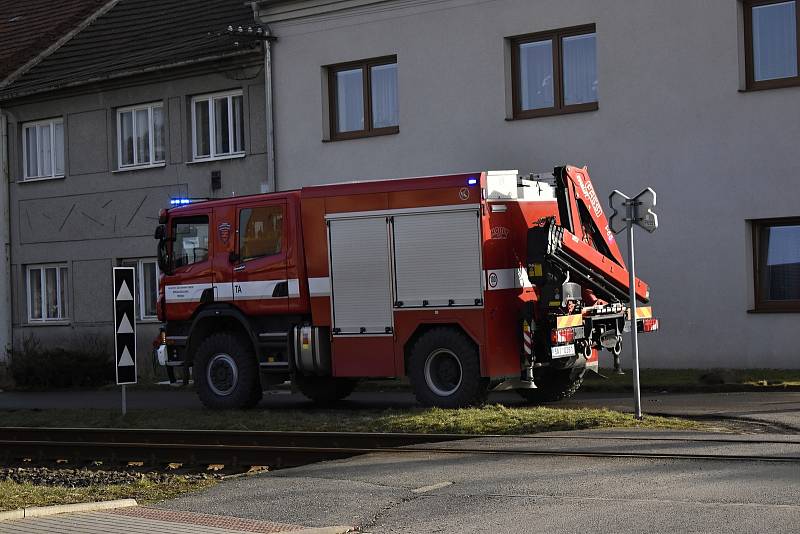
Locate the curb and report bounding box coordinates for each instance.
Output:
[0,498,137,521]
[292,528,356,534]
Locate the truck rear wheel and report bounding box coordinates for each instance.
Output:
[295,375,357,405]
[195,332,262,409]
[408,327,488,408]
[517,367,586,403]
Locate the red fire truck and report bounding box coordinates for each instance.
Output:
[153,165,658,409]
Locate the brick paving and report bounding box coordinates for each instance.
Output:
[111,506,306,532]
[0,507,308,534]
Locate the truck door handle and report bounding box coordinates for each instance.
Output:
[234,265,246,272]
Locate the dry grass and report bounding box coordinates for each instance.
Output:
[0,404,700,435]
[0,477,215,512]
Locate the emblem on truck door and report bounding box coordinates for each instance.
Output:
[459,187,470,200]
[218,222,231,244]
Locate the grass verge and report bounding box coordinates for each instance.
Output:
[0,405,700,434]
[0,476,216,512]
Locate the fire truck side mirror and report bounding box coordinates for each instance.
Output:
[154,225,165,240]
[229,251,240,264]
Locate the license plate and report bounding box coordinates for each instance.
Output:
[551,344,576,358]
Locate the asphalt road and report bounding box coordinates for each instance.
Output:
[2,388,799,430]
[160,430,800,533]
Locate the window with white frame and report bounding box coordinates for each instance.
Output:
[120,258,160,320]
[191,90,245,160]
[22,118,64,180]
[117,103,165,168]
[27,264,69,322]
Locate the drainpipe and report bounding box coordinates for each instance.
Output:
[0,110,11,364]
[262,30,277,193]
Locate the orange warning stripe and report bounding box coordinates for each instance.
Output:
[635,307,653,319]
[556,314,583,329]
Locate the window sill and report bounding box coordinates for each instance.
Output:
[139,317,161,324]
[747,307,800,314]
[324,126,399,143]
[507,102,599,121]
[25,320,71,326]
[187,153,246,165]
[740,77,800,92]
[113,162,166,173]
[18,174,65,184]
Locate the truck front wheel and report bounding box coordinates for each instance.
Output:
[408,327,488,408]
[517,367,586,403]
[195,332,262,409]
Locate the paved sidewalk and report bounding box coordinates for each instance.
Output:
[0,506,351,533]
[2,388,799,430]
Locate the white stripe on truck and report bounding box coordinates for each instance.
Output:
[165,279,301,303]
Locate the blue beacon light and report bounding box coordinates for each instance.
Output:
[170,198,192,206]
[467,177,478,186]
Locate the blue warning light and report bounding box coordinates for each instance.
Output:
[467,177,478,186]
[170,198,192,206]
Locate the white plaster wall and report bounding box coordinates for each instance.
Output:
[261,0,800,368]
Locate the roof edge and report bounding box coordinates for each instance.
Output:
[0,49,262,102]
[0,0,122,89]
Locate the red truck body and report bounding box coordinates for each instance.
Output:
[155,166,657,408]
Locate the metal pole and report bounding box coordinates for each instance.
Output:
[121,385,127,417]
[262,34,276,193]
[626,216,642,420]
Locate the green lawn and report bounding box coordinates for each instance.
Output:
[0,404,699,435]
[0,476,215,512]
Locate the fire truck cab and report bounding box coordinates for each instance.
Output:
[154,166,657,409]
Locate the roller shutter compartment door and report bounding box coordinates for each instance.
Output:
[393,210,483,307]
[328,216,393,334]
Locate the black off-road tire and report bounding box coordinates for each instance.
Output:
[517,367,586,403]
[194,332,262,409]
[408,327,488,408]
[295,375,358,405]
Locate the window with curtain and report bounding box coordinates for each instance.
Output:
[511,25,598,119]
[328,56,398,140]
[744,1,800,90]
[117,103,165,169]
[753,218,800,311]
[22,118,64,180]
[120,258,160,320]
[27,264,69,322]
[191,90,245,160]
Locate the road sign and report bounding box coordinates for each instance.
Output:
[113,267,137,386]
[607,187,659,420]
[609,188,658,234]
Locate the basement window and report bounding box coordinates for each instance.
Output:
[752,218,800,312]
[27,263,69,322]
[22,118,64,180]
[191,90,245,161]
[120,258,160,320]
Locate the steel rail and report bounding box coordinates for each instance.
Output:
[1,440,798,466]
[2,427,798,446]
[1,428,799,467]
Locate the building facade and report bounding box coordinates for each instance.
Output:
[254,0,800,368]
[0,0,266,369]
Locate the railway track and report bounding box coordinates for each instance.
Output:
[2,427,799,468]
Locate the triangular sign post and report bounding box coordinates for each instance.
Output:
[113,267,137,415]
